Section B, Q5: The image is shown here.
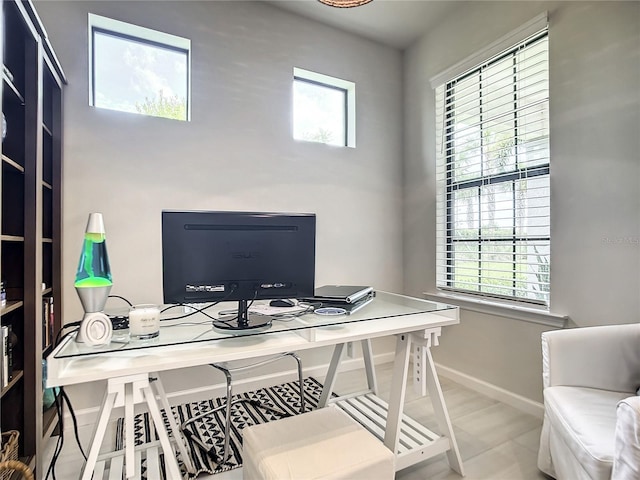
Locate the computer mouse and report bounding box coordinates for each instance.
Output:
[269,298,296,308]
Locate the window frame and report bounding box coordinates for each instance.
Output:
[292,67,356,148]
[88,13,191,121]
[436,29,550,307]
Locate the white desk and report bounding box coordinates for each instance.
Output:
[47,292,464,479]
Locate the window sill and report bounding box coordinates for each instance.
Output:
[423,291,567,328]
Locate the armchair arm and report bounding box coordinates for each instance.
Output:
[612,395,640,480]
[541,323,640,392]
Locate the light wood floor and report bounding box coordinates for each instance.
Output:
[43,362,548,480]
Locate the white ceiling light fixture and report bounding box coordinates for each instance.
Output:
[318,0,373,8]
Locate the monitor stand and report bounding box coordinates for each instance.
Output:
[212,299,273,332]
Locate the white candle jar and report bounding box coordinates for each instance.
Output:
[129,304,160,340]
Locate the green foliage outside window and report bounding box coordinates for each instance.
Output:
[135,90,187,121]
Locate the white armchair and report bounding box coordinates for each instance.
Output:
[538,323,640,480]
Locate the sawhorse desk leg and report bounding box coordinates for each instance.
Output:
[423,341,464,475]
[79,373,192,480]
[318,331,464,476]
[318,339,377,407]
[385,330,464,476]
[149,372,195,475]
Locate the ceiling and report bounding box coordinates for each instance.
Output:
[268,0,462,50]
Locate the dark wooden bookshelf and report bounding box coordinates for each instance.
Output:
[1,1,66,476]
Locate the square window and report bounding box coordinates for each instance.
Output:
[293,68,355,147]
[89,14,190,121]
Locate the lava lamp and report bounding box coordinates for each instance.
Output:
[74,213,113,345]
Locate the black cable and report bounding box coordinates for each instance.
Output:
[211,315,239,325]
[107,294,133,307]
[160,285,239,321]
[160,303,183,314]
[46,324,85,479]
[61,387,87,460]
[46,387,64,480]
[54,322,80,347]
[160,303,220,322]
[271,304,315,321]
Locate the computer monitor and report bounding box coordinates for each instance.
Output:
[161,210,316,331]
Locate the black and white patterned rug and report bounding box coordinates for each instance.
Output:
[116,377,329,479]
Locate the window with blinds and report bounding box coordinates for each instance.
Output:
[435,29,550,306]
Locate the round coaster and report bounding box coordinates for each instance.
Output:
[315,307,347,316]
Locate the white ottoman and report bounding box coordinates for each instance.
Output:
[242,406,395,480]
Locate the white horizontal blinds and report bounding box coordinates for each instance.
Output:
[435,29,550,305]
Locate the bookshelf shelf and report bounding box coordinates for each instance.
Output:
[0,301,23,315]
[1,154,24,173]
[0,235,24,242]
[0,369,23,398]
[2,71,25,104]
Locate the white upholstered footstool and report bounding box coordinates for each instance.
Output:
[242,406,395,480]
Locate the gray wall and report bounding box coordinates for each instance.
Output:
[404,1,640,403]
[36,0,403,408]
[38,0,640,410]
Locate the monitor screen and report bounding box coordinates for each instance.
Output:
[161,210,316,330]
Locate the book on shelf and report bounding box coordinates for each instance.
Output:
[1,324,11,387]
[42,298,49,349]
[7,325,12,383]
[0,330,3,388]
[43,296,54,349]
[49,298,55,347]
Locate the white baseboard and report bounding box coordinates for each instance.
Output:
[435,363,544,419]
[64,351,395,430]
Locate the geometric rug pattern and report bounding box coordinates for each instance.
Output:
[116,377,329,479]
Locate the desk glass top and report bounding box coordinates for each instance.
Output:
[52,291,455,359]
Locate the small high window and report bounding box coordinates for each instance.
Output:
[293,68,355,147]
[88,14,191,121]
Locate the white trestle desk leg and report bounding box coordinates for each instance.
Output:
[422,338,465,476]
[80,387,118,480]
[383,333,412,454]
[141,382,183,480]
[124,382,135,479]
[149,372,195,474]
[80,374,183,480]
[318,343,345,407]
[361,339,378,394]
